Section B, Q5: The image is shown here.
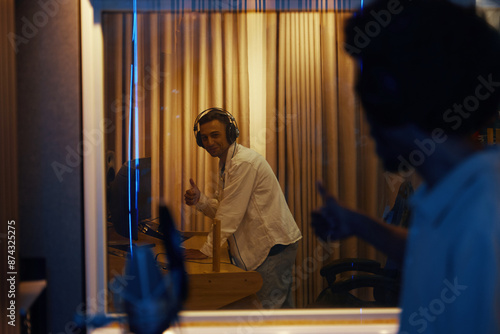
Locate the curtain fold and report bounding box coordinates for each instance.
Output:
[270,11,330,308]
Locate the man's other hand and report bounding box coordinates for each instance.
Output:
[184,178,201,206]
[184,248,209,259]
[311,182,355,242]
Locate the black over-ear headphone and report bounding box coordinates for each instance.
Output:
[193,108,240,148]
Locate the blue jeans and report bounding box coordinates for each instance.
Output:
[254,242,299,309]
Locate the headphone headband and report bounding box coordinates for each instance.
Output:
[193,108,240,148]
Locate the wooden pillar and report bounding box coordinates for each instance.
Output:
[212,219,221,272]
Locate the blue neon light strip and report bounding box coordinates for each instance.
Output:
[359,0,364,71]
[133,0,139,161]
[128,63,134,257]
[127,0,139,257]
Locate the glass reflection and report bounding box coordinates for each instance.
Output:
[101,3,441,312]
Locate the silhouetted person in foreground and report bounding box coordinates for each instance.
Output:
[312,1,500,333]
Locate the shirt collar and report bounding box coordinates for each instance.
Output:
[410,147,500,226]
[219,142,238,173]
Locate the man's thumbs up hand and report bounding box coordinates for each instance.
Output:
[184,178,201,206]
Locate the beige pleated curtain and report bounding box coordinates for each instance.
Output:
[265,11,398,307]
[103,10,401,308]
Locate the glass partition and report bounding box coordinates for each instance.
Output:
[81,0,500,320]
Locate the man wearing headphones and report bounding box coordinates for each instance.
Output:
[184,108,302,309]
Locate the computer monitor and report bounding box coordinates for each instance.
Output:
[109,157,152,240]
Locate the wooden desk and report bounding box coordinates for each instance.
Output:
[182,235,263,310]
[107,229,263,311]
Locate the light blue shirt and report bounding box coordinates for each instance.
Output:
[399,147,500,334]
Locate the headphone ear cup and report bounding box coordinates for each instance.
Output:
[227,123,239,144]
[196,131,204,147]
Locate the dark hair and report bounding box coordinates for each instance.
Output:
[198,109,231,127]
[345,0,500,135]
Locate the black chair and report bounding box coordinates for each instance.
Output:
[313,181,413,308]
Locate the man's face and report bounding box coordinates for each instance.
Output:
[199,119,231,159]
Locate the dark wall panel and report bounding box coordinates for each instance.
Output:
[16,0,84,332]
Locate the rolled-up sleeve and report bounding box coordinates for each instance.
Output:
[195,192,218,219]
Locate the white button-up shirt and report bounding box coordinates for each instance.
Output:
[196,143,302,271]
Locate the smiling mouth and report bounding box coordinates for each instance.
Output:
[207,147,218,155]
